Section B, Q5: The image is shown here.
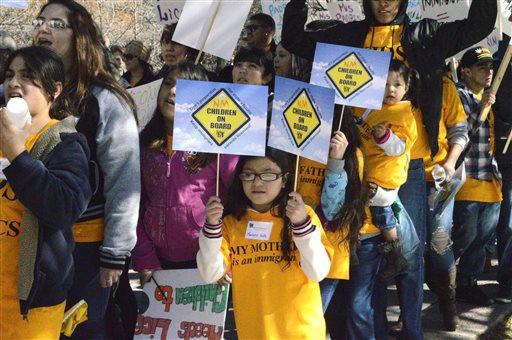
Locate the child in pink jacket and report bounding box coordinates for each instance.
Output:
[132,62,238,284]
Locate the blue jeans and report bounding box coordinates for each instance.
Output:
[373,200,423,340]
[383,158,426,340]
[426,182,456,271]
[453,201,501,286]
[320,278,339,313]
[498,165,512,292]
[370,205,399,231]
[347,236,385,340]
[66,242,111,339]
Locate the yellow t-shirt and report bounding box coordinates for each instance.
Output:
[0,119,66,338]
[297,151,377,279]
[220,206,333,339]
[421,77,468,181]
[363,25,406,62]
[297,158,327,208]
[353,102,417,189]
[456,95,502,203]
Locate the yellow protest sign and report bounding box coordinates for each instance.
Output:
[283,89,321,147]
[326,52,373,99]
[192,89,250,146]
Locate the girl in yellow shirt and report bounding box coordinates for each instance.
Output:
[353,59,418,282]
[197,148,333,339]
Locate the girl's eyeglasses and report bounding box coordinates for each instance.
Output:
[239,172,284,182]
[32,18,71,30]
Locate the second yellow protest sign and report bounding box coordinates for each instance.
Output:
[326,52,373,99]
[283,89,321,147]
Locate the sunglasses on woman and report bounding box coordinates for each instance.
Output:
[32,18,71,30]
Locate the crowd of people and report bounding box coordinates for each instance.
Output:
[0,0,511,339]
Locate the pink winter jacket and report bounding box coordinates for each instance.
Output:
[132,146,238,271]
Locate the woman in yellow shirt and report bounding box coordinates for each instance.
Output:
[0,46,91,338]
[197,148,333,339]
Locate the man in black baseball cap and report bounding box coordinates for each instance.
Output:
[458,47,495,89]
[453,46,501,307]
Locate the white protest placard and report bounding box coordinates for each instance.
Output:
[127,78,163,131]
[261,0,289,44]
[173,80,268,156]
[0,0,28,8]
[134,269,229,340]
[268,76,335,164]
[502,0,512,37]
[307,0,333,23]
[421,0,470,22]
[153,0,185,24]
[407,0,423,22]
[326,1,364,23]
[173,0,253,61]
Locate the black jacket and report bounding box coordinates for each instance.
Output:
[494,35,512,164]
[4,128,91,314]
[282,0,497,157]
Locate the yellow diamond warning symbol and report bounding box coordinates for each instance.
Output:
[283,89,321,148]
[326,52,373,99]
[192,89,250,146]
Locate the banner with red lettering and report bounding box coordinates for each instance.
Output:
[134,269,229,340]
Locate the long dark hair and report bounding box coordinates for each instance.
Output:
[389,58,420,108]
[329,106,368,249]
[225,148,295,267]
[38,0,136,118]
[140,61,208,149]
[139,61,217,171]
[4,46,67,119]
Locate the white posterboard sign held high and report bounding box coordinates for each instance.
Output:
[173,0,253,61]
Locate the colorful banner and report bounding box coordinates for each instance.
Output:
[127,78,163,131]
[134,269,229,340]
[173,80,268,156]
[268,76,335,164]
[311,43,391,109]
[153,0,185,24]
[173,0,253,61]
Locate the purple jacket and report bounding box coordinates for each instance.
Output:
[132,146,238,270]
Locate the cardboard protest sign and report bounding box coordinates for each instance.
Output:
[173,0,253,61]
[127,78,163,131]
[261,0,289,43]
[326,1,364,23]
[173,80,268,156]
[311,43,391,109]
[134,269,229,340]
[153,0,185,24]
[268,76,335,164]
[0,0,28,8]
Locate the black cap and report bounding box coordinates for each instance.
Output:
[460,47,494,68]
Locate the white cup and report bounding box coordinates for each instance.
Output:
[5,98,31,129]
